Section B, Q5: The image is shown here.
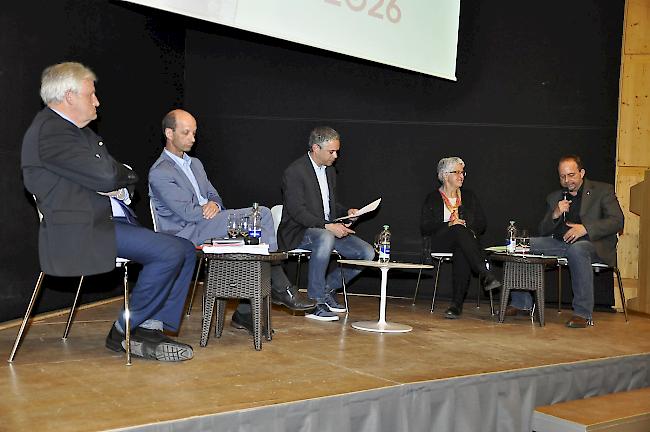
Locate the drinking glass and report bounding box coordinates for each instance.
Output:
[239,215,250,238]
[518,229,530,249]
[227,213,239,238]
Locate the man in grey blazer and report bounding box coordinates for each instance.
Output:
[278,127,375,321]
[149,110,315,332]
[507,155,624,328]
[21,62,196,362]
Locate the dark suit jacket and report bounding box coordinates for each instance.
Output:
[21,107,136,276]
[278,154,347,251]
[539,178,624,266]
[420,188,486,248]
[148,150,223,244]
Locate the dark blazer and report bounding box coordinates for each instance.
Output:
[148,150,223,244]
[420,188,487,243]
[21,107,136,276]
[538,178,624,266]
[278,154,347,251]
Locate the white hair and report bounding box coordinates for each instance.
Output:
[40,62,96,105]
[437,157,465,182]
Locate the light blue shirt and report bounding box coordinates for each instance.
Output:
[164,149,208,206]
[308,152,330,221]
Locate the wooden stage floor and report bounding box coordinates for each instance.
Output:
[1,293,649,431]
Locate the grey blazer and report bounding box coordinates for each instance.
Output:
[21,107,137,276]
[148,150,224,245]
[278,154,347,251]
[538,178,624,266]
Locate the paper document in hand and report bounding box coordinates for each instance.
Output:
[334,198,381,222]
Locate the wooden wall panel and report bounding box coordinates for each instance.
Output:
[618,55,650,167]
[616,0,650,311]
[624,0,650,54]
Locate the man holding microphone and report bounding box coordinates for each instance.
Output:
[506,155,624,328]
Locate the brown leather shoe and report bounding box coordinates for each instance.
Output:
[504,305,522,317]
[566,315,590,328]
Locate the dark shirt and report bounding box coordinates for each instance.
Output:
[553,185,587,240]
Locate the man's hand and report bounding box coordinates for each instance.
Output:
[326,222,355,238]
[202,201,220,219]
[343,208,360,226]
[552,198,572,220]
[563,222,587,243]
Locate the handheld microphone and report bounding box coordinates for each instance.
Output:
[562,189,568,221]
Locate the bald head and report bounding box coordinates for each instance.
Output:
[163,109,197,157]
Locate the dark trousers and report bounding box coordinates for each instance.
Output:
[114,219,196,332]
[430,225,486,307]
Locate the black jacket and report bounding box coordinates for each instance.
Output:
[420,188,486,240]
[21,107,136,276]
[278,154,347,251]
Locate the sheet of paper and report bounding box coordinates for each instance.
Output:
[333,198,382,222]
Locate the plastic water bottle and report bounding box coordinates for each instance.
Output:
[506,220,517,254]
[377,225,391,263]
[248,202,262,243]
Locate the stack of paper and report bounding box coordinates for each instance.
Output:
[201,242,269,255]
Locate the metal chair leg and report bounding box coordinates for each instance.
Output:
[62,276,85,340]
[295,255,303,288]
[413,267,424,304]
[413,249,431,304]
[8,272,45,363]
[338,258,349,313]
[557,264,563,313]
[430,259,443,313]
[186,257,205,316]
[614,267,629,322]
[488,288,495,316]
[123,263,131,366]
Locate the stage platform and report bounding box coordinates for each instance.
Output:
[1,292,649,432]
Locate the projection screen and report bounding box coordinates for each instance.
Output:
[120,0,461,80]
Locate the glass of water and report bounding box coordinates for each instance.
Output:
[227,213,239,238]
[518,229,530,249]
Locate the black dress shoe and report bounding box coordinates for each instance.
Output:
[105,325,125,353]
[105,325,193,361]
[272,285,317,311]
[480,272,502,291]
[445,305,462,319]
[231,310,273,335]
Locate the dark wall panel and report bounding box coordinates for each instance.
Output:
[0,0,185,321]
[182,1,623,301]
[183,1,622,248]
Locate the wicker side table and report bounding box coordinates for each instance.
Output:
[489,254,558,327]
[201,252,287,350]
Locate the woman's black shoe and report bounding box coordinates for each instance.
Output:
[445,305,462,319]
[481,272,502,291]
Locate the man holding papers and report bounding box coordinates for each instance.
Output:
[278,127,375,321]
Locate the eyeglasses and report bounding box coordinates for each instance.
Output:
[448,170,466,176]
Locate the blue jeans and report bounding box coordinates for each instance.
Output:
[297,228,375,302]
[510,236,600,319]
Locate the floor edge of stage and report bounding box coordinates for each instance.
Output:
[112,353,650,432]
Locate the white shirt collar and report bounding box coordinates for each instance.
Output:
[164,149,191,167]
[49,107,77,127]
[308,152,325,172]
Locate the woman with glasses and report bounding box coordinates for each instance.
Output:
[420,157,501,319]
